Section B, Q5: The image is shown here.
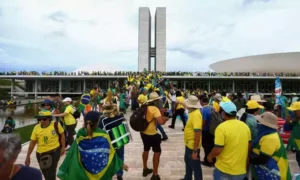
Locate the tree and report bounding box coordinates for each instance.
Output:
[0,88,8,99]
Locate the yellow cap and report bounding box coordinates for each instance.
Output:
[287,102,300,111]
[246,100,264,109]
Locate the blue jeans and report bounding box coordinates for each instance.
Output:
[184,146,203,180]
[157,124,168,139]
[116,146,125,176]
[213,168,246,180]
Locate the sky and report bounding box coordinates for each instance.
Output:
[0,0,300,72]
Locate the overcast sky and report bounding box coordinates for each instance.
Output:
[0,0,299,72]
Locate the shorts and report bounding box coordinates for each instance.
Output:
[140,133,161,153]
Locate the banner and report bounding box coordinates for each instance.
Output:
[275,77,282,105]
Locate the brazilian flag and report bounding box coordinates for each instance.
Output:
[57,128,123,180]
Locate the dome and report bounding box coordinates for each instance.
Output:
[210,52,300,73]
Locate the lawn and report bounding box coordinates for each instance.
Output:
[0,79,25,90]
[12,124,37,144]
[0,79,13,86]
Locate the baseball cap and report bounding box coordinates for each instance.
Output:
[62,97,72,102]
[287,102,300,111]
[246,100,264,109]
[42,99,53,105]
[84,111,100,124]
[220,102,237,115]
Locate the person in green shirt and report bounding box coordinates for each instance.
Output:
[1,116,16,133]
[240,100,264,141]
[286,102,300,170]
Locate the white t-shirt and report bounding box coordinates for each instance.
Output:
[171,95,176,102]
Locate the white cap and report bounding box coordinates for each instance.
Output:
[62,97,72,102]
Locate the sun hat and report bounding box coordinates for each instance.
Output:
[103,103,118,113]
[250,95,266,103]
[147,92,162,103]
[214,93,222,101]
[62,97,72,102]
[256,112,278,129]
[220,102,237,115]
[185,95,201,109]
[291,93,296,96]
[84,111,100,124]
[246,100,264,109]
[35,110,52,118]
[287,102,300,111]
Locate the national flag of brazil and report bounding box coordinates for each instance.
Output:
[57,128,123,180]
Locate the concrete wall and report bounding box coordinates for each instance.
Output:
[155,7,166,72]
[138,7,151,72]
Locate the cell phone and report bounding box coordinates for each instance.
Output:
[164,111,169,117]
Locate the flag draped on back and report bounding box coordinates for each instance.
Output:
[57,128,123,180]
[275,77,282,105]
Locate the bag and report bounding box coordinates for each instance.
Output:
[54,121,68,147]
[72,109,81,119]
[208,106,223,135]
[130,104,151,132]
[38,154,52,170]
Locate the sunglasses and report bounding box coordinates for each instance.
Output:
[38,118,49,121]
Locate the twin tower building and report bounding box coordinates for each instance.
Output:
[138,7,166,72]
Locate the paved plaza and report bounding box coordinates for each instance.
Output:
[16,112,299,180]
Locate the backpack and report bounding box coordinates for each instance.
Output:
[72,109,81,119]
[208,106,223,135]
[130,104,152,132]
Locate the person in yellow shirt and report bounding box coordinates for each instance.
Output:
[138,89,148,107]
[25,110,65,180]
[208,102,251,179]
[221,92,231,102]
[141,92,169,180]
[182,95,203,180]
[213,93,222,112]
[53,97,76,150]
[169,91,186,130]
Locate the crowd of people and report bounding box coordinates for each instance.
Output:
[0,71,299,180]
[1,70,300,77]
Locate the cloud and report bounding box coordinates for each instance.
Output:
[0,0,300,72]
[48,11,69,23]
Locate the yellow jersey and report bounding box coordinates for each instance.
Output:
[143,106,161,135]
[31,121,64,153]
[184,109,203,150]
[214,119,251,175]
[176,96,185,109]
[64,105,76,125]
[213,101,220,112]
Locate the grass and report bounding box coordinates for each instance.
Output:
[0,79,13,86]
[0,79,25,90]
[13,124,37,144]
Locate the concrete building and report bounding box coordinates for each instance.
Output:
[2,75,300,99]
[155,7,167,72]
[138,7,166,72]
[210,52,300,73]
[138,7,151,71]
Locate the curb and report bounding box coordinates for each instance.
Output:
[22,141,30,146]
